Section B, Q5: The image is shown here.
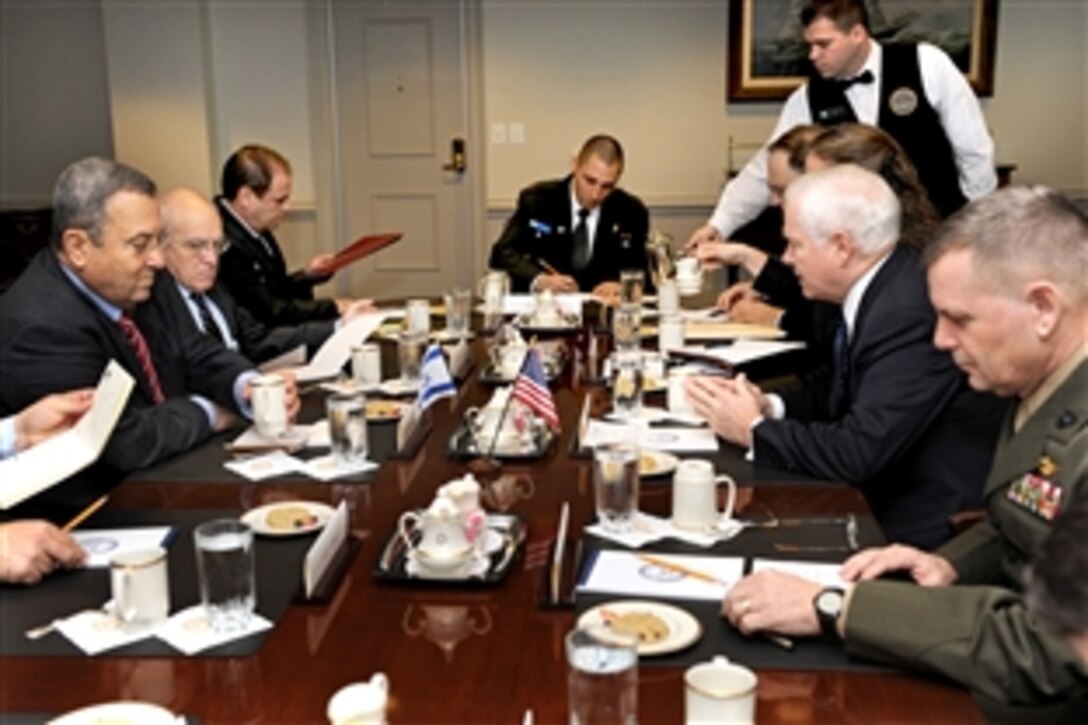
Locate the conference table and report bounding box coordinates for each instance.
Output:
[0,309,984,723]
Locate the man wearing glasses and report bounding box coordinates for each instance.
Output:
[159,188,371,365]
[0,158,298,519]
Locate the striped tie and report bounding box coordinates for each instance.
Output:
[117,314,166,404]
[191,292,224,342]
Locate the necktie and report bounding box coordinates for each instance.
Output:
[191,292,223,343]
[117,314,166,404]
[828,315,850,417]
[571,208,590,272]
[836,69,874,91]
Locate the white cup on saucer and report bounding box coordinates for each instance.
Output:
[684,655,757,724]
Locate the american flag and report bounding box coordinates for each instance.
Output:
[511,348,559,431]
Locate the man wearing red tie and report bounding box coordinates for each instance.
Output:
[0,157,298,519]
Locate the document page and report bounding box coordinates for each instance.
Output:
[578,550,745,601]
[751,558,848,588]
[288,312,388,382]
[0,360,134,509]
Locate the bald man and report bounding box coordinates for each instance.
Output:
[160,189,372,365]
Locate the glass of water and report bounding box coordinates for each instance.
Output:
[566,625,639,725]
[194,519,256,634]
[619,269,644,307]
[593,441,640,533]
[398,329,427,382]
[327,392,368,465]
[612,304,641,352]
[611,350,644,420]
[405,298,431,335]
[444,288,473,339]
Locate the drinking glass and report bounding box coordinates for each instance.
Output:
[619,269,644,307]
[327,392,368,465]
[405,298,431,335]
[398,330,427,382]
[611,350,644,420]
[566,625,639,725]
[194,519,256,634]
[612,304,641,353]
[444,288,472,338]
[593,442,640,533]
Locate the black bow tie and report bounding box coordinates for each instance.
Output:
[836,70,874,90]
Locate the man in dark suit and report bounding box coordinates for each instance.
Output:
[489,134,651,295]
[216,144,372,326]
[0,157,298,518]
[721,186,1088,718]
[686,165,1004,549]
[161,188,372,364]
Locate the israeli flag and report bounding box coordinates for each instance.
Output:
[415,344,456,412]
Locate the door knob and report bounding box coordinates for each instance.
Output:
[443,137,466,174]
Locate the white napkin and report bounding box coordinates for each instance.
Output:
[156,605,272,656]
[299,454,379,481]
[55,606,157,655]
[584,512,743,549]
[223,451,303,481]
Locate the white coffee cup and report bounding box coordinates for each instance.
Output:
[405,298,431,335]
[684,655,757,724]
[657,279,680,315]
[675,257,702,295]
[672,460,737,531]
[351,344,382,385]
[110,547,170,627]
[659,313,685,351]
[327,672,389,725]
[667,368,697,415]
[251,374,288,437]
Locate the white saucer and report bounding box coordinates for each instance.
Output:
[241,500,336,537]
[49,701,177,725]
[405,550,489,580]
[577,600,703,656]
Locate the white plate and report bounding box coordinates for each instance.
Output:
[577,600,703,656]
[241,500,336,537]
[49,701,177,725]
[639,450,679,478]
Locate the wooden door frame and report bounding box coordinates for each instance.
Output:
[306,0,488,296]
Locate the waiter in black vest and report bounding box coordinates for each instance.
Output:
[689,0,996,249]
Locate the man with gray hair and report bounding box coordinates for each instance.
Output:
[720,185,1087,717]
[0,157,297,519]
[686,164,1003,548]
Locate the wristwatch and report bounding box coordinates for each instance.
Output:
[813,587,845,638]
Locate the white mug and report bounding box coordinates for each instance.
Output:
[327,672,390,725]
[675,257,703,296]
[110,547,170,627]
[405,298,431,335]
[672,460,737,531]
[667,368,696,415]
[657,279,680,315]
[684,655,757,724]
[251,374,288,437]
[351,344,382,385]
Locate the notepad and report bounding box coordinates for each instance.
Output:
[0,360,134,509]
[578,550,744,601]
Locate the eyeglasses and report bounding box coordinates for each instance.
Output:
[178,238,231,255]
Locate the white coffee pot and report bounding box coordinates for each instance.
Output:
[399,495,473,572]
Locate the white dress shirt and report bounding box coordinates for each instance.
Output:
[709,40,997,237]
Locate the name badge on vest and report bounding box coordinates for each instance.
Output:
[1006,456,1063,521]
[888,87,919,116]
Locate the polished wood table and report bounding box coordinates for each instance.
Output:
[0,331,983,723]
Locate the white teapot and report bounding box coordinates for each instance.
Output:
[399,495,473,574]
[465,387,526,451]
[439,474,487,552]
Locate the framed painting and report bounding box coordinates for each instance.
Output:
[727,0,999,101]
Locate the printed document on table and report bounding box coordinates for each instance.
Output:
[581,420,719,452]
[72,526,175,568]
[674,340,806,366]
[286,312,388,382]
[750,559,848,588]
[0,360,134,509]
[578,550,744,601]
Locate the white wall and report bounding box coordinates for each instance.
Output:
[0,1,113,208]
[481,0,1088,215]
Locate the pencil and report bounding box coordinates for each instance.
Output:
[638,553,723,586]
[536,258,560,275]
[62,495,108,533]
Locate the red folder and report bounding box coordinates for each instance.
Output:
[327,232,402,272]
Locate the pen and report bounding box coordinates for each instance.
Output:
[537,258,560,276]
[62,495,108,533]
[637,553,726,586]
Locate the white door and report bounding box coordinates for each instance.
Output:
[330,0,478,299]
